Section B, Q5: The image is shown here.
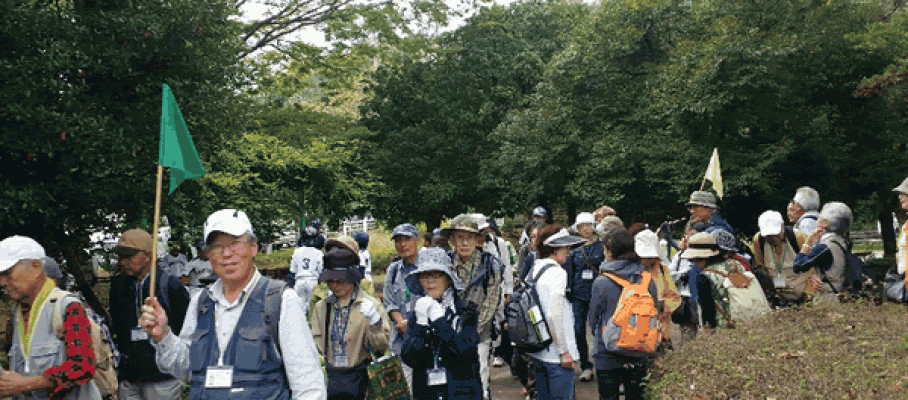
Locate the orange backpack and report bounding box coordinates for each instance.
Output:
[601,272,661,356]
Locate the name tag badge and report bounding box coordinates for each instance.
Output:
[773,276,788,289]
[204,366,233,389]
[582,270,595,280]
[131,327,149,341]
[427,367,447,386]
[333,355,350,368]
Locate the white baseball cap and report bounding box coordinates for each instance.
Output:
[572,212,596,230]
[758,210,784,237]
[203,209,254,243]
[0,236,46,273]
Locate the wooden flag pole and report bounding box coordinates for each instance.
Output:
[149,164,164,299]
[700,175,708,191]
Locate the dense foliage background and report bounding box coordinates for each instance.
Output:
[3,0,907,267]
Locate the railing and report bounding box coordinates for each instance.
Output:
[341,215,376,236]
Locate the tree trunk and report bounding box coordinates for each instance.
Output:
[879,189,897,257]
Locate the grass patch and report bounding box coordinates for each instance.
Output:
[649,301,908,399]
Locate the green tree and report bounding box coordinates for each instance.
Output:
[361,1,590,227]
[1,0,246,315]
[486,0,907,235]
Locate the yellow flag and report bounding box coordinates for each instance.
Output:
[704,148,723,198]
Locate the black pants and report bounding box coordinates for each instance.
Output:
[596,366,647,400]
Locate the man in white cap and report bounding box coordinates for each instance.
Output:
[0,236,102,399]
[139,209,326,399]
[788,186,821,235]
[751,211,810,304]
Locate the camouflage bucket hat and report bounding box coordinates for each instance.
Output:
[440,214,480,235]
[686,190,718,209]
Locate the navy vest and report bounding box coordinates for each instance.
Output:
[188,277,290,400]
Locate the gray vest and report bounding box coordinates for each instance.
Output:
[8,288,102,400]
[188,277,290,400]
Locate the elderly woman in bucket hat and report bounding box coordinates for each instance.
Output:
[441,214,504,400]
[401,247,481,400]
[310,248,391,400]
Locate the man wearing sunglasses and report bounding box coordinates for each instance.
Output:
[108,228,190,400]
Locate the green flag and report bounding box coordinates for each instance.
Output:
[159,84,206,194]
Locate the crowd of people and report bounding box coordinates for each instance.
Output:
[1,177,907,400]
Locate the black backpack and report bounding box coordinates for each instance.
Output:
[505,264,554,353]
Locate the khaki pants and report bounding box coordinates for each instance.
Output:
[119,379,184,400]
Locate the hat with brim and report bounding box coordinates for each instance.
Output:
[391,223,419,239]
[686,191,718,209]
[325,236,361,264]
[572,212,596,231]
[894,177,908,195]
[758,210,784,237]
[113,229,153,255]
[0,236,46,273]
[680,232,720,259]
[318,248,363,283]
[203,209,254,243]
[405,248,464,293]
[542,228,586,248]
[634,229,661,259]
[440,214,481,236]
[596,216,625,236]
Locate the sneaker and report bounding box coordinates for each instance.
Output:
[579,369,595,382]
[492,356,506,367]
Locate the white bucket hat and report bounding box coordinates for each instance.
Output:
[634,229,668,266]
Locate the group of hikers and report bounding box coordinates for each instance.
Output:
[3,176,908,400]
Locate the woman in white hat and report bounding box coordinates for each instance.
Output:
[634,229,681,345]
[892,178,908,295]
[525,225,585,400]
[400,247,479,400]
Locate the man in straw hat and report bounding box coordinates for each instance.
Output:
[0,236,102,399]
[139,209,326,399]
[108,228,190,400]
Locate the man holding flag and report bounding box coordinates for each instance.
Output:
[688,148,735,240]
[133,86,326,399]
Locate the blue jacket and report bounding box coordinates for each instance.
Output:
[704,215,735,241]
[401,297,481,400]
[562,240,605,302]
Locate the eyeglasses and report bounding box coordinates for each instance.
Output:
[206,238,248,256]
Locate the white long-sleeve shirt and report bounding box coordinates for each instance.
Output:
[529,258,579,364]
[152,269,326,400]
